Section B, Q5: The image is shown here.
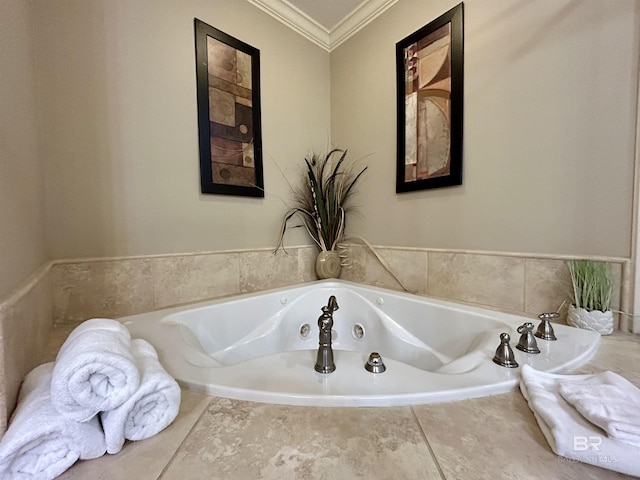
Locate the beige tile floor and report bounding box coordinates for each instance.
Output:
[42,329,639,480]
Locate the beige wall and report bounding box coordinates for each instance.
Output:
[331,0,639,258]
[33,0,330,260]
[18,0,640,263]
[0,0,47,299]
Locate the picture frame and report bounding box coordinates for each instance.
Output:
[194,18,264,197]
[395,3,464,193]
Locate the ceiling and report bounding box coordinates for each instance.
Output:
[247,0,398,51]
[287,0,370,30]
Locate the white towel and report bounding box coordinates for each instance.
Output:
[520,365,640,477]
[0,363,106,480]
[100,339,181,454]
[51,318,140,422]
[558,373,640,447]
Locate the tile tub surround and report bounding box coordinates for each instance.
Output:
[52,246,317,325]
[0,245,631,438]
[50,245,630,330]
[50,332,639,480]
[341,245,629,330]
[0,262,53,437]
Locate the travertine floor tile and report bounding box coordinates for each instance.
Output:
[413,391,633,480]
[161,398,442,480]
[57,390,210,480]
[574,332,640,385]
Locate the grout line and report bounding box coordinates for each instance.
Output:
[425,250,430,295]
[410,407,448,480]
[523,258,528,314]
[156,396,213,479]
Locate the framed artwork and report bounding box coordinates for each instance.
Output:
[396,3,464,193]
[194,18,264,197]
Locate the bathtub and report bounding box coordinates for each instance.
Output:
[121,279,600,407]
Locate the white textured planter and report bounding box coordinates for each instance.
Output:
[567,305,613,335]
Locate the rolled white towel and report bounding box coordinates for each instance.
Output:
[558,372,640,447]
[0,363,106,480]
[520,365,640,477]
[51,318,140,422]
[100,339,181,454]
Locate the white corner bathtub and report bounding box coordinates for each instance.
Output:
[120,280,600,407]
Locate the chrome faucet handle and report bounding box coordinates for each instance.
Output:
[318,312,333,330]
[319,303,335,330]
[535,313,558,341]
[319,296,338,326]
[516,322,540,354]
[326,295,339,313]
[492,333,519,368]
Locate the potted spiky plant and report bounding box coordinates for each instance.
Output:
[566,259,614,335]
[275,148,367,279]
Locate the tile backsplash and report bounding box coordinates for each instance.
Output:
[52,247,317,325]
[0,263,53,436]
[0,244,631,437]
[339,245,627,328]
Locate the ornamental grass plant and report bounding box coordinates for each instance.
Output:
[275,149,367,254]
[567,259,613,313]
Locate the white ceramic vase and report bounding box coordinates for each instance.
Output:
[567,304,613,335]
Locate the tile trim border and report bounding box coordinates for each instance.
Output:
[0,260,53,313]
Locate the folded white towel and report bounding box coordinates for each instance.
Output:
[100,339,181,454]
[0,363,106,480]
[51,318,140,422]
[558,375,640,448]
[520,365,640,477]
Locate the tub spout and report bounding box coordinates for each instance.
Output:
[314,295,338,374]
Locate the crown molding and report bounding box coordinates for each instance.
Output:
[247,0,397,52]
[330,0,398,50]
[248,0,331,51]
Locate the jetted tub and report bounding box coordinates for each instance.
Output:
[121,279,600,407]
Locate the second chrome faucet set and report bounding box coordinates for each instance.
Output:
[493,312,559,368]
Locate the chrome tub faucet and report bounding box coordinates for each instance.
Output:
[314,295,338,373]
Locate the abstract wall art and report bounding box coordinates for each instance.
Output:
[195,18,264,197]
[396,3,464,193]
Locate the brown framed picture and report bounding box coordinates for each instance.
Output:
[396,3,464,193]
[194,18,264,197]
